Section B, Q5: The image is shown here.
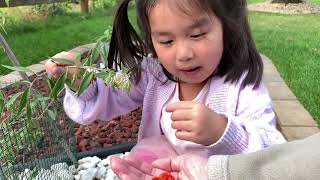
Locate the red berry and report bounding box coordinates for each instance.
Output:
[159,172,175,180]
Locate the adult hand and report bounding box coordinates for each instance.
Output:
[152,153,208,180]
[45,51,78,79]
[111,135,178,179]
[111,156,155,180]
[111,155,178,180]
[166,101,228,146]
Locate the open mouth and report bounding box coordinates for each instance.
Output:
[183,67,201,72]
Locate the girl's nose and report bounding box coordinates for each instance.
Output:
[176,41,194,62]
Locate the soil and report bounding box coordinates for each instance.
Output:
[0,74,141,164]
[248,1,320,14]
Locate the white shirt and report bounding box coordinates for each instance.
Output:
[160,81,211,156]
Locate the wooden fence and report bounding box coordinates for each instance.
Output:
[0,0,91,13]
[0,0,77,7]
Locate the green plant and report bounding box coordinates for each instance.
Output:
[92,0,118,9]
[32,3,71,17]
[0,81,44,167]
[0,26,131,176]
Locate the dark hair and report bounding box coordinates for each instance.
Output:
[108,0,263,88]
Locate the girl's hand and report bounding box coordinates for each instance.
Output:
[166,101,228,146]
[45,51,78,79]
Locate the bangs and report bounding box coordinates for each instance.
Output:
[146,0,212,17]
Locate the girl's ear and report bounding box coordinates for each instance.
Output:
[107,0,146,82]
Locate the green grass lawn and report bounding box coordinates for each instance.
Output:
[249,12,320,125]
[0,9,113,75]
[309,0,320,5]
[247,0,266,4]
[247,0,320,4]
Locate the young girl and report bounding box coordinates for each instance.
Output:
[46,0,285,158]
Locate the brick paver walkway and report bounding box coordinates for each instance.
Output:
[262,54,319,141]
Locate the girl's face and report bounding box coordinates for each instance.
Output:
[149,1,224,87]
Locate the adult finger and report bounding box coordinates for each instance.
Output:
[111,156,146,179]
[124,155,154,175]
[118,172,153,180]
[152,157,185,173]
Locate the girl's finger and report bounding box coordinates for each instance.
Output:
[170,109,192,121]
[171,121,193,132]
[52,67,64,79]
[175,130,195,142]
[165,101,195,112]
[52,51,76,65]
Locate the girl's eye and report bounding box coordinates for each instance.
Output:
[190,32,206,38]
[160,40,173,45]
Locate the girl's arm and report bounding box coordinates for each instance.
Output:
[63,61,150,125]
[209,82,286,154]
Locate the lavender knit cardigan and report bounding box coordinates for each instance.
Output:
[64,57,286,155]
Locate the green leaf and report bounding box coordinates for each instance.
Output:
[0,23,7,35]
[18,87,30,114]
[82,57,91,66]
[18,80,32,85]
[101,43,109,60]
[5,0,9,7]
[0,90,4,102]
[47,109,56,122]
[77,72,94,96]
[94,72,110,79]
[47,78,55,91]
[1,65,32,73]
[26,102,32,122]
[89,44,100,65]
[65,79,77,92]
[0,90,4,118]
[6,92,23,109]
[74,53,82,66]
[50,71,67,100]
[34,97,51,102]
[50,57,75,65]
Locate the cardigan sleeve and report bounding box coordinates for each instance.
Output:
[63,60,150,125]
[209,82,286,154]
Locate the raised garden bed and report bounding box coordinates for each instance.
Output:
[0,71,141,179]
[0,75,141,151]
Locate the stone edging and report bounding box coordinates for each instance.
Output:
[1,44,319,141]
[261,54,319,141]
